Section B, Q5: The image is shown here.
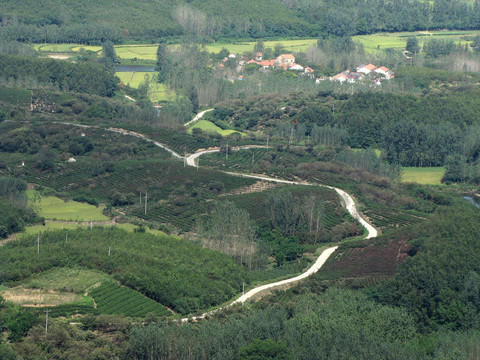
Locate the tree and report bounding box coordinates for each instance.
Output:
[406,37,420,55]
[188,85,199,113]
[202,201,259,268]
[102,41,117,70]
[7,309,38,342]
[322,9,356,37]
[266,190,302,236]
[254,39,265,54]
[156,43,168,82]
[302,195,324,241]
[239,339,292,360]
[423,38,456,58]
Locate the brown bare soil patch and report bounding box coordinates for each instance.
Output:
[319,232,412,282]
[2,287,83,307]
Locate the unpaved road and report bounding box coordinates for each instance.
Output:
[184,108,214,127]
[49,120,378,318]
[179,148,377,320]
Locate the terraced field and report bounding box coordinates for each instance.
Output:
[362,205,426,231]
[90,281,171,317]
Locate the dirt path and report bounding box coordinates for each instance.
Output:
[177,149,377,321]
[48,117,378,318]
[184,108,214,127]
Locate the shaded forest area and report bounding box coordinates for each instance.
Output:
[0,0,480,43]
[210,83,480,183]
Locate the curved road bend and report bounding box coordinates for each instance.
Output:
[56,121,378,316]
[180,148,377,321]
[184,108,214,127]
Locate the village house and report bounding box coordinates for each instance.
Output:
[332,71,349,82]
[304,67,315,79]
[276,54,295,65]
[289,63,304,71]
[375,66,394,79]
[346,72,361,83]
[356,63,377,74]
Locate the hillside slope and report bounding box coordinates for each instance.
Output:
[0,0,309,41]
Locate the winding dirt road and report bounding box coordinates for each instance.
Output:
[55,121,378,318]
[178,147,377,320]
[183,108,214,127]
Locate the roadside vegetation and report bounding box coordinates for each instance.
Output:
[2,1,480,358]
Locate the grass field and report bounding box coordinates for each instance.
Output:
[188,120,246,136]
[402,167,445,185]
[22,267,110,294]
[204,39,319,54]
[34,39,319,60]
[354,30,479,53]
[33,32,478,61]
[27,190,109,221]
[116,71,174,102]
[24,222,167,237]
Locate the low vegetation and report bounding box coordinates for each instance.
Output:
[28,190,109,222]
[0,228,247,315]
[90,281,171,317]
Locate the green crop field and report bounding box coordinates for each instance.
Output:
[0,87,31,105]
[22,267,110,294]
[90,281,171,317]
[27,190,109,221]
[354,30,478,53]
[205,39,318,54]
[31,30,480,60]
[116,72,175,102]
[0,228,247,314]
[402,167,445,185]
[188,120,246,136]
[34,44,85,53]
[24,222,166,236]
[114,45,159,60]
[34,39,319,62]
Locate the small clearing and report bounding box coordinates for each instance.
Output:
[1,287,87,307]
[27,190,109,221]
[402,167,445,185]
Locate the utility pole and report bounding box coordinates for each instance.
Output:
[197,158,199,170]
[242,282,246,306]
[289,127,294,145]
[90,220,93,230]
[226,143,229,161]
[139,191,142,205]
[44,309,50,333]
[108,246,111,257]
[36,235,41,254]
[144,191,148,215]
[266,133,269,149]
